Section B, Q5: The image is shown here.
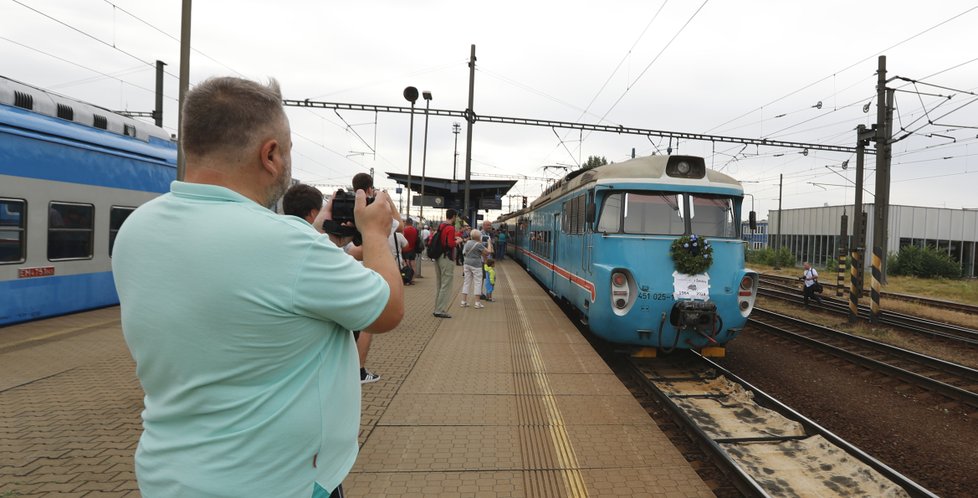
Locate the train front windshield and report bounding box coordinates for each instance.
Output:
[689,193,737,238]
[597,192,738,238]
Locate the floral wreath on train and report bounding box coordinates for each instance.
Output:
[670,234,713,275]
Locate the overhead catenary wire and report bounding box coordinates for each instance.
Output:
[100,0,247,78]
[591,0,710,131]
[703,4,978,134]
[10,0,180,80]
[0,35,178,101]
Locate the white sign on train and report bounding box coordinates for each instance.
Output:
[672,271,710,301]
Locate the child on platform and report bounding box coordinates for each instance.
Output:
[483,258,496,302]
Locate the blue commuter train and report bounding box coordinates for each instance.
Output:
[497,155,758,354]
[0,76,177,325]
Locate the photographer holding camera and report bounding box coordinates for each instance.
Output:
[801,261,823,307]
[112,77,403,498]
[317,173,400,384]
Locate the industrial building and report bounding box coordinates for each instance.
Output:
[768,204,978,277]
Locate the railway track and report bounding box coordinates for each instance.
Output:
[623,352,937,497]
[757,283,978,347]
[750,308,978,411]
[759,273,978,315]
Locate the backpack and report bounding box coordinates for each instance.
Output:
[396,247,413,284]
[425,224,447,259]
[415,229,425,251]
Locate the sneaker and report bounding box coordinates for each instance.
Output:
[360,370,381,384]
[460,301,468,307]
[474,302,485,309]
[434,312,453,318]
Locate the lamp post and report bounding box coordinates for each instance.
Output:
[403,86,419,217]
[420,91,432,220]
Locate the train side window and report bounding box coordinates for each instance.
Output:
[561,202,570,233]
[48,202,94,260]
[109,206,136,257]
[597,193,621,233]
[0,198,27,264]
[574,195,587,233]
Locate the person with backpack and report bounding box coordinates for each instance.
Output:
[801,261,823,307]
[430,209,462,318]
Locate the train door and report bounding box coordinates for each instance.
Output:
[551,212,560,290]
[583,190,594,275]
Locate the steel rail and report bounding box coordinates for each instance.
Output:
[697,354,940,498]
[627,353,939,498]
[750,308,978,409]
[623,358,771,498]
[757,286,978,346]
[758,274,978,315]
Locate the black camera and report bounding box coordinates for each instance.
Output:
[323,190,374,245]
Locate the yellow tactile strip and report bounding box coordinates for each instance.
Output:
[505,269,589,498]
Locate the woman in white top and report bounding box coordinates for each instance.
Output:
[460,229,487,309]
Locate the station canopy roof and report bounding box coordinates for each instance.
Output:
[386,172,516,212]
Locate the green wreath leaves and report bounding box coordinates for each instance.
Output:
[671,234,713,275]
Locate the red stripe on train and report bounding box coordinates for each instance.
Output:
[516,247,597,301]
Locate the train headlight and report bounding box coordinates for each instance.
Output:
[738,272,758,317]
[665,156,706,179]
[610,270,634,315]
[612,272,627,287]
[740,275,753,290]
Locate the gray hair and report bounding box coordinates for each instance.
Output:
[181,77,285,157]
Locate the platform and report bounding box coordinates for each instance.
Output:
[0,258,713,497]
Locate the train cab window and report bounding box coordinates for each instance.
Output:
[48,202,94,260]
[689,194,737,238]
[622,193,684,235]
[0,198,27,264]
[109,206,136,256]
[597,193,622,233]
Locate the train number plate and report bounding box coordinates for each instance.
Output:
[18,266,55,278]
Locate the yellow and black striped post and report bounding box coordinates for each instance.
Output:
[849,249,861,321]
[836,248,847,297]
[870,246,883,323]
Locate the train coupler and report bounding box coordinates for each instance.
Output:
[670,300,718,337]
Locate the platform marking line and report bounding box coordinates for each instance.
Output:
[505,268,589,498]
[0,318,121,352]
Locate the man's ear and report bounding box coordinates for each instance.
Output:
[259,139,281,176]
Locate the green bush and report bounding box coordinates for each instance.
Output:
[746,247,795,267]
[889,245,961,278]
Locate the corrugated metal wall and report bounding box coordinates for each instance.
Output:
[767,205,978,276]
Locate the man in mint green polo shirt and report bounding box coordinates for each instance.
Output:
[112,77,404,498]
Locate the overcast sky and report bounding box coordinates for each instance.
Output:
[3,0,977,220]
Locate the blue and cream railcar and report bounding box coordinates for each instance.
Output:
[501,155,757,353]
[1,76,176,325]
